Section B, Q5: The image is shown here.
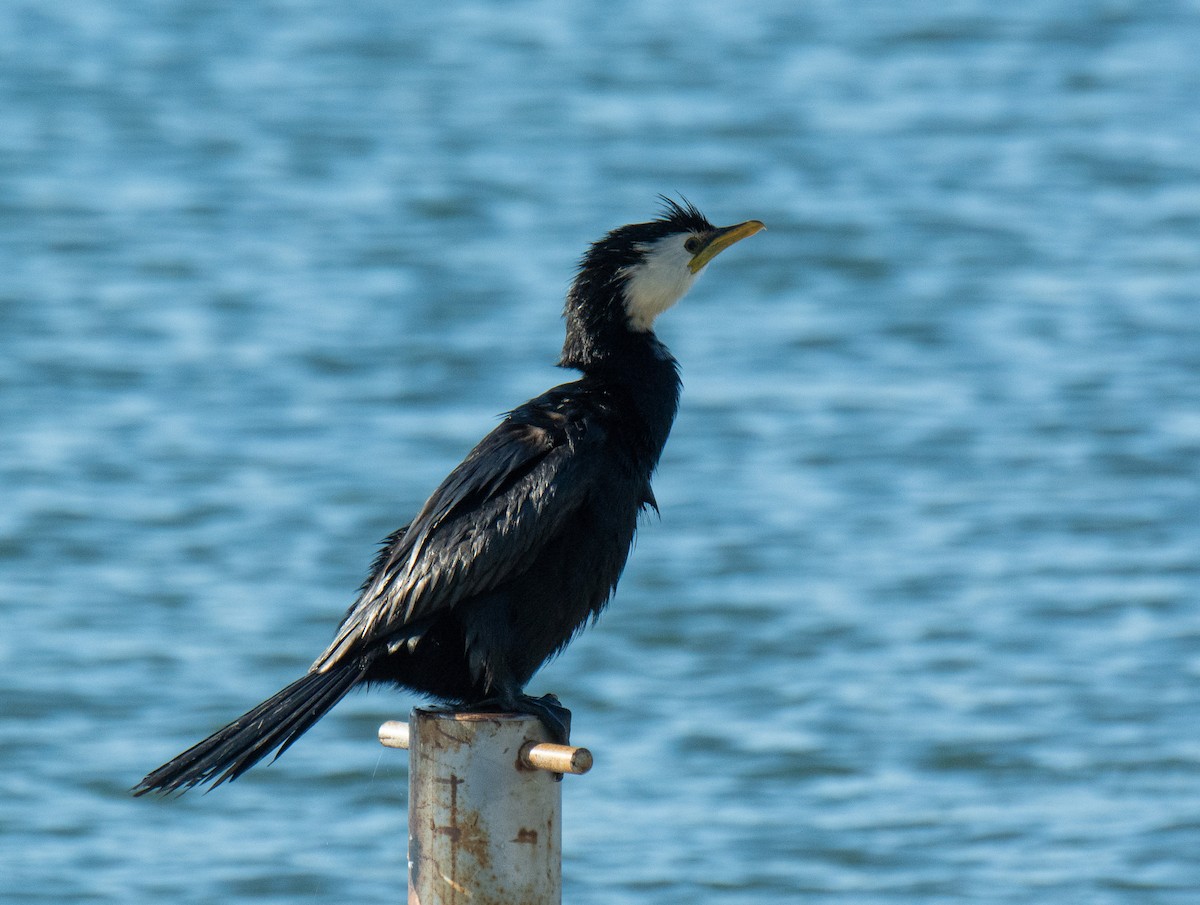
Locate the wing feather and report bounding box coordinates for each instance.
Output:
[312,393,602,670]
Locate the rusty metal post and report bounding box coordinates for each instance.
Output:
[379,708,592,905]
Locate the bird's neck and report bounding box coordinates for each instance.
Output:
[558,327,682,461]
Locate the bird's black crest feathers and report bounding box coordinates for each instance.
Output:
[654,194,714,234]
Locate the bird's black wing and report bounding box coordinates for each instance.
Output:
[312,391,603,670]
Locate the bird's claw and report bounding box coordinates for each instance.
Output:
[468,693,571,745]
[522,693,571,745]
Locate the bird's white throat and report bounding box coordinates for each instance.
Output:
[620,233,701,331]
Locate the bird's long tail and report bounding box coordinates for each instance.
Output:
[133,663,363,796]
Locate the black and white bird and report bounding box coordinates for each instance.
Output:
[134,198,764,795]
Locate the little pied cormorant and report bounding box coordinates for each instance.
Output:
[134,198,764,795]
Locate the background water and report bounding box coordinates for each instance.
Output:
[2,1,1199,902]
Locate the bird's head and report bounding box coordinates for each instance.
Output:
[561,197,764,369]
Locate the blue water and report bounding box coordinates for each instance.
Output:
[3,1,1200,902]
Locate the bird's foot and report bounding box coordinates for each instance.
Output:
[519,693,572,745]
[469,693,571,745]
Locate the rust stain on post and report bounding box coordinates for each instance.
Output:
[406,708,569,905]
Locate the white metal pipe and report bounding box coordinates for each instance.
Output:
[379,718,593,776]
[399,708,586,905]
[378,720,410,750]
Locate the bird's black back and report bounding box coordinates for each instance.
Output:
[322,341,681,705]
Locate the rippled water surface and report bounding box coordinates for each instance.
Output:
[3,2,1200,902]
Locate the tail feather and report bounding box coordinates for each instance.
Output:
[133,665,363,796]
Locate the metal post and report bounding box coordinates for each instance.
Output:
[379,709,592,905]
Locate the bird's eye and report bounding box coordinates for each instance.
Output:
[684,236,701,254]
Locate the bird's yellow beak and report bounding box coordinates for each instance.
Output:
[687,219,766,274]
